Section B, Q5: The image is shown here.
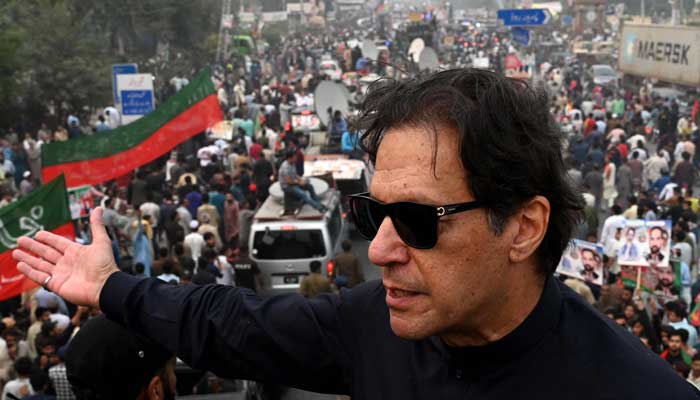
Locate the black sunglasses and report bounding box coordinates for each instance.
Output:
[348,192,485,249]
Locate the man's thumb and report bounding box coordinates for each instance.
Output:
[90,207,110,243]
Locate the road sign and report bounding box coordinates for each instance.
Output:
[497,8,551,26]
[111,64,138,106]
[562,15,573,25]
[512,27,530,46]
[117,73,154,125]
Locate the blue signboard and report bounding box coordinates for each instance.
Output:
[111,64,138,105]
[562,15,573,26]
[512,27,530,46]
[497,9,550,26]
[120,90,154,116]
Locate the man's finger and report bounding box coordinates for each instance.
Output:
[16,262,51,288]
[16,236,63,264]
[33,231,73,254]
[89,207,110,244]
[12,250,55,275]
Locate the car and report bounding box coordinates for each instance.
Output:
[319,59,342,81]
[650,87,691,115]
[249,178,347,296]
[586,64,618,89]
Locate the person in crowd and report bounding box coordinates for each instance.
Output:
[66,316,176,400]
[689,353,700,389]
[48,347,73,400]
[2,357,34,400]
[299,261,332,298]
[662,329,693,368]
[332,240,364,289]
[222,192,240,248]
[25,371,53,400]
[157,261,180,285]
[229,245,261,292]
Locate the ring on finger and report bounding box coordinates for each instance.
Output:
[42,275,52,292]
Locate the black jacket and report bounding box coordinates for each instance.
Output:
[100,273,699,399]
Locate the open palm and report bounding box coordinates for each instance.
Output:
[13,207,119,307]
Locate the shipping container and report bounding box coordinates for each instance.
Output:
[618,24,700,86]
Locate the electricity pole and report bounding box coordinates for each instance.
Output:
[216,0,234,63]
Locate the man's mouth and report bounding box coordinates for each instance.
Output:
[387,288,419,298]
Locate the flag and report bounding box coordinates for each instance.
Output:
[690,294,700,327]
[0,175,73,301]
[42,67,223,189]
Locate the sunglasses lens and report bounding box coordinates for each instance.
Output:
[350,196,385,240]
[391,203,437,249]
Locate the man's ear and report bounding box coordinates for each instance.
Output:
[146,375,163,400]
[509,195,550,264]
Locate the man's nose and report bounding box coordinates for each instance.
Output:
[368,216,410,267]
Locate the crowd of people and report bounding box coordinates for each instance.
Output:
[0,22,381,398]
[2,6,700,397]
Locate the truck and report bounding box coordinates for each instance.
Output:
[618,24,700,87]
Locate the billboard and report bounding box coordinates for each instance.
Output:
[619,24,700,86]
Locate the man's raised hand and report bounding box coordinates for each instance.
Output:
[12,207,119,308]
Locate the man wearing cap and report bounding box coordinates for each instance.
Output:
[66,315,176,400]
[183,221,204,266]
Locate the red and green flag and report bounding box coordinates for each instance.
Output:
[0,175,73,300]
[42,67,223,189]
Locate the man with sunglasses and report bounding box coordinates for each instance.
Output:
[13,69,697,398]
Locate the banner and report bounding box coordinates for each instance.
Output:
[556,239,604,286]
[42,67,223,189]
[0,175,73,301]
[617,220,672,268]
[619,259,682,305]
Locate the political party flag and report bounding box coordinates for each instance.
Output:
[690,294,700,327]
[0,175,73,301]
[42,67,223,189]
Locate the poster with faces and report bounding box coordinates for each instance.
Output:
[617,220,671,268]
[556,240,604,286]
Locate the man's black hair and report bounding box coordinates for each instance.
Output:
[134,262,145,274]
[358,69,584,274]
[14,357,33,376]
[310,260,322,273]
[30,370,50,392]
[676,328,689,344]
[203,232,215,241]
[162,261,174,275]
[341,240,352,252]
[34,306,48,320]
[666,301,686,319]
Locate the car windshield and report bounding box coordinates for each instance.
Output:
[593,66,615,76]
[253,229,326,260]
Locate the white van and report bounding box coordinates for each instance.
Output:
[249,179,347,296]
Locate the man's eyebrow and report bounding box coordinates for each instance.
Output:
[370,191,444,206]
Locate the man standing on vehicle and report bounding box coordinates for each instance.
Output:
[13,69,699,398]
